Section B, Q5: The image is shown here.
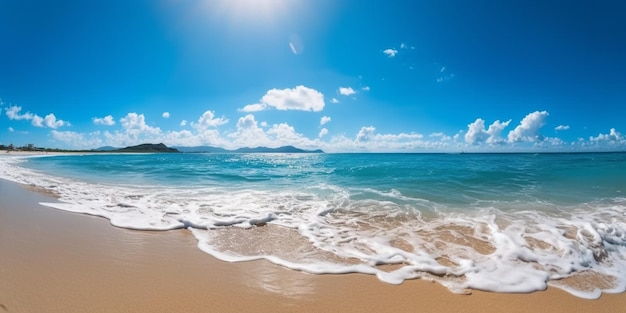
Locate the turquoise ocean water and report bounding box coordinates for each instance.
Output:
[1,152,625,298]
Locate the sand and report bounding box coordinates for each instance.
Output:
[1,178,626,313]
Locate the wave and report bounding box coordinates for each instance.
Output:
[2,155,626,299]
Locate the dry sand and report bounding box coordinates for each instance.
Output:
[1,178,625,313]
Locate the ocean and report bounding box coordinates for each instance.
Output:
[1,152,625,298]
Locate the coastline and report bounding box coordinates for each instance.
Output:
[2,178,626,312]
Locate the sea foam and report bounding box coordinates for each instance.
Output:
[1,154,625,298]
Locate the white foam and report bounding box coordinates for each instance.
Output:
[2,156,626,298]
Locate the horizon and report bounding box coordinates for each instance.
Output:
[1,0,626,153]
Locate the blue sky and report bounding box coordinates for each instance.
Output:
[1,0,625,152]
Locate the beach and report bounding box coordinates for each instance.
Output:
[1,178,626,313]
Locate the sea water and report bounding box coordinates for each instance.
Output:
[1,152,625,298]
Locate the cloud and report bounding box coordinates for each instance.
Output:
[465,119,511,145]
[120,113,162,138]
[93,115,115,126]
[43,114,68,129]
[31,115,44,127]
[590,128,624,142]
[429,132,452,141]
[5,105,69,129]
[162,112,170,119]
[5,105,33,121]
[240,85,325,112]
[356,126,376,143]
[555,125,570,131]
[320,116,331,126]
[51,130,103,149]
[361,86,370,91]
[507,111,549,142]
[8,127,14,132]
[331,98,340,104]
[339,87,356,96]
[318,128,328,138]
[383,48,398,57]
[180,120,188,127]
[192,111,229,130]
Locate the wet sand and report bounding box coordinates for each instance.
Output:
[1,178,625,313]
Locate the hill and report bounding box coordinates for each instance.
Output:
[116,143,179,153]
[175,145,324,153]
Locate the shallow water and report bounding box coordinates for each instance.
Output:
[1,152,625,298]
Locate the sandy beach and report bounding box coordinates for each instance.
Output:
[1,178,626,313]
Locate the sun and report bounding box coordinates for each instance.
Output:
[212,0,291,23]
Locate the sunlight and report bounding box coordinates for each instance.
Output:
[210,0,291,23]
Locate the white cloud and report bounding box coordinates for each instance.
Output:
[260,121,268,127]
[192,111,228,130]
[465,119,511,145]
[362,86,370,91]
[429,132,451,141]
[5,105,33,121]
[383,48,398,57]
[240,85,325,112]
[8,127,14,132]
[43,114,68,129]
[320,116,331,126]
[356,126,376,143]
[93,115,115,126]
[590,128,624,142]
[319,128,329,138]
[555,125,570,131]
[51,130,103,149]
[5,105,68,129]
[31,115,44,127]
[338,87,356,96]
[120,113,162,138]
[162,112,170,119]
[180,120,188,127]
[331,98,340,104]
[507,111,549,143]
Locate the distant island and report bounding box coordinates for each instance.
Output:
[93,144,323,154]
[175,145,324,154]
[115,143,179,153]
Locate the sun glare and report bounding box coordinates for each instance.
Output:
[211,0,290,23]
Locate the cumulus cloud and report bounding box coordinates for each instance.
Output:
[31,115,44,127]
[319,128,329,138]
[162,112,170,119]
[120,113,162,138]
[339,87,356,96]
[362,86,370,91]
[331,98,339,104]
[356,126,376,143]
[590,128,624,142]
[192,111,228,130]
[93,115,115,126]
[180,120,188,127]
[555,125,570,131]
[320,116,331,126]
[5,105,33,120]
[383,48,398,57]
[5,105,69,129]
[43,114,68,129]
[51,130,103,149]
[507,111,549,142]
[240,85,325,112]
[465,118,511,145]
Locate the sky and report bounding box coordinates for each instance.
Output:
[1,0,625,152]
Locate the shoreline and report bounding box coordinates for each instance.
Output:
[2,178,626,312]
